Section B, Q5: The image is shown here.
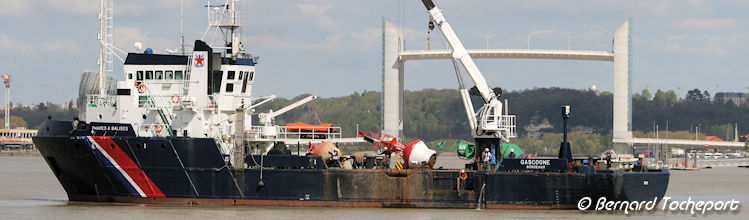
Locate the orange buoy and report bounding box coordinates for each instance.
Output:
[154,123,163,133]
[171,94,180,103]
[137,83,147,93]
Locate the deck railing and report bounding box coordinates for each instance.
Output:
[245,125,343,140]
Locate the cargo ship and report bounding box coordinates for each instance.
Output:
[32,0,668,209]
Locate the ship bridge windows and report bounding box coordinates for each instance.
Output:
[210,70,223,94]
[227,71,235,80]
[226,83,234,93]
[241,71,251,93]
[165,71,173,80]
[174,70,185,80]
[131,69,189,82]
[155,71,163,80]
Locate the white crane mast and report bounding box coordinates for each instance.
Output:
[1,74,10,129]
[422,1,495,103]
[421,0,515,139]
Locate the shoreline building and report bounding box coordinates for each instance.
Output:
[0,128,37,151]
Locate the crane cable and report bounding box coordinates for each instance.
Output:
[451,59,484,137]
[451,59,464,89]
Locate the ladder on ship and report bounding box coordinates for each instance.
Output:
[144,87,174,136]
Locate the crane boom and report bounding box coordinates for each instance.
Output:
[258,95,317,126]
[422,0,496,103]
[420,0,515,140]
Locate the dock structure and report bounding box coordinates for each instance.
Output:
[663,157,749,169]
[0,128,37,152]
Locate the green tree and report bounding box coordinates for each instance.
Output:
[0,115,28,128]
[686,89,706,102]
[641,89,652,100]
[703,90,711,102]
[653,89,677,106]
[708,124,734,141]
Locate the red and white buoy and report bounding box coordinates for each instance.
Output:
[402,140,437,168]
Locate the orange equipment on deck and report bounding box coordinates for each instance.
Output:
[285,122,339,133]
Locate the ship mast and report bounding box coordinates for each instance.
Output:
[98,0,114,96]
[203,0,243,59]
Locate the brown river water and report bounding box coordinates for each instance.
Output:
[1,156,747,219]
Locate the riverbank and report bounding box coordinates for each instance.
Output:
[0,151,40,156]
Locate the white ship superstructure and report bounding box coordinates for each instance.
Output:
[84,0,257,154]
[83,0,353,156]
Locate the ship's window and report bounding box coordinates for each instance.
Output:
[238,71,243,80]
[155,71,163,80]
[249,71,254,81]
[146,71,153,80]
[117,89,131,96]
[212,70,223,93]
[227,71,235,80]
[127,72,133,80]
[226,83,234,93]
[137,71,144,80]
[175,71,183,80]
[138,96,148,107]
[241,73,249,93]
[165,71,173,80]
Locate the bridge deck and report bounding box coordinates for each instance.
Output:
[400,49,614,61]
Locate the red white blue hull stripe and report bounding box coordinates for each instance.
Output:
[85,136,165,197]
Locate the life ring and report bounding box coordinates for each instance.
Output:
[209,102,215,108]
[459,169,468,180]
[154,123,163,133]
[171,94,180,103]
[137,83,146,93]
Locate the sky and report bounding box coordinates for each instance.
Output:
[1,0,748,105]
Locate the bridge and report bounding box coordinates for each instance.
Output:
[399,49,613,61]
[381,18,746,151]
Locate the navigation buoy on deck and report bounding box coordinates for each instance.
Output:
[403,140,436,168]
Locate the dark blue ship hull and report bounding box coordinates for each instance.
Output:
[33,120,669,209]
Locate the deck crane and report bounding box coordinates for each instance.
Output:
[258,95,317,137]
[420,0,516,160]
